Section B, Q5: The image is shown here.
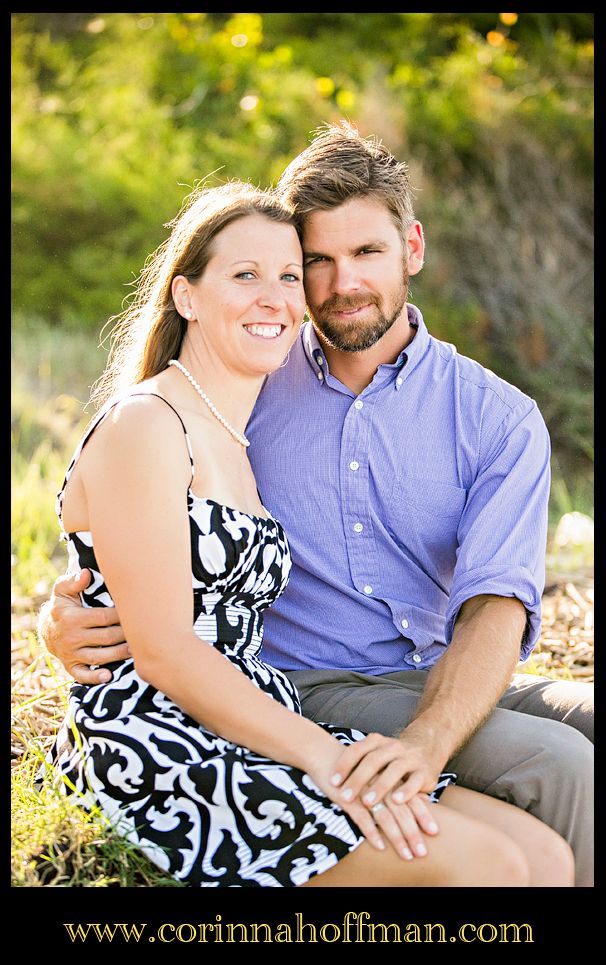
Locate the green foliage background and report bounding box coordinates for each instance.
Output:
[10,13,594,889]
[12,12,593,488]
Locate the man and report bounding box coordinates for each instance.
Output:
[39,122,593,885]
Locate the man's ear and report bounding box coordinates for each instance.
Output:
[405,221,425,277]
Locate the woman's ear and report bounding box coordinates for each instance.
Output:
[172,276,195,320]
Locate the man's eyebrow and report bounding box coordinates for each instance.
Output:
[303,240,389,258]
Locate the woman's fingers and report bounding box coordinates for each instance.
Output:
[345,800,386,853]
[361,758,417,807]
[369,801,415,860]
[405,793,440,836]
[333,735,419,803]
[330,732,386,788]
[369,797,433,860]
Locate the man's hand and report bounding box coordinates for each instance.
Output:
[37,569,129,684]
[330,730,445,816]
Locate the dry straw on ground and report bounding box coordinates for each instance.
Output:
[526,573,594,680]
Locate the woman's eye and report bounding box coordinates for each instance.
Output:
[236,271,255,280]
[282,273,301,283]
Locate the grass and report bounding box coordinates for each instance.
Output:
[11,323,191,886]
[11,322,594,888]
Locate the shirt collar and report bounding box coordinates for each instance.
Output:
[302,320,328,384]
[302,304,431,390]
[396,303,430,383]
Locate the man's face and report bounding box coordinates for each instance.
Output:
[301,196,416,353]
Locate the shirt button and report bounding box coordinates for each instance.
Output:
[353,522,364,533]
[363,585,373,595]
[412,654,422,664]
[396,377,403,387]
[317,356,324,365]
[354,400,364,409]
[349,460,360,471]
[317,371,324,380]
[401,618,409,629]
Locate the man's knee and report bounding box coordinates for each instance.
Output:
[556,681,594,743]
[532,718,593,782]
[484,717,593,814]
[451,709,593,799]
[504,674,594,743]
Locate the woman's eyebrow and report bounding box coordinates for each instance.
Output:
[229,259,303,269]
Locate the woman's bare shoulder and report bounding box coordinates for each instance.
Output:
[102,382,179,428]
[84,386,189,469]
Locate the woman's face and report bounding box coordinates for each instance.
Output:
[179,213,305,378]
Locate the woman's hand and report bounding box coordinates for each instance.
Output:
[329,730,445,814]
[305,737,439,860]
[360,791,438,860]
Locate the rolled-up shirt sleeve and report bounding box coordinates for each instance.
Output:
[445,399,551,659]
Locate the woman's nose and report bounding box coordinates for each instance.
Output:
[257,280,286,309]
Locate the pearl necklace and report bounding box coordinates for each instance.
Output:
[168,359,250,448]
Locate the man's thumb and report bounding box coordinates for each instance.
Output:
[57,568,92,596]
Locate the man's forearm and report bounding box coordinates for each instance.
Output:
[400,595,527,769]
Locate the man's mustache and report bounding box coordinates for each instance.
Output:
[318,292,380,313]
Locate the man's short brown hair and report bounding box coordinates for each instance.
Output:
[277,120,416,239]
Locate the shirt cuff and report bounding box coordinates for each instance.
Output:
[446,565,543,661]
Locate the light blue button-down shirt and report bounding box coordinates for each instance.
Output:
[246,304,550,675]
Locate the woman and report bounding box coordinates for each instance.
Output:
[42,180,573,887]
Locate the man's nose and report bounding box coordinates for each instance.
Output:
[331,260,361,294]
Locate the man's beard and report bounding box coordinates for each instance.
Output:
[309,276,408,353]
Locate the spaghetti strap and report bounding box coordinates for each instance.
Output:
[132,393,195,478]
[56,391,195,531]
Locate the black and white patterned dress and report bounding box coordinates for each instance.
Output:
[43,393,455,887]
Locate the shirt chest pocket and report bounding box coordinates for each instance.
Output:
[385,475,468,567]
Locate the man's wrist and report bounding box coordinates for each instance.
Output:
[397,715,451,772]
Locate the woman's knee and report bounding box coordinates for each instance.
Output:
[413,809,531,887]
[533,822,576,886]
[462,826,530,887]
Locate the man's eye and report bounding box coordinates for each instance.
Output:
[304,256,326,266]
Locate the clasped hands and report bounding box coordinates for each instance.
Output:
[311,732,444,862]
